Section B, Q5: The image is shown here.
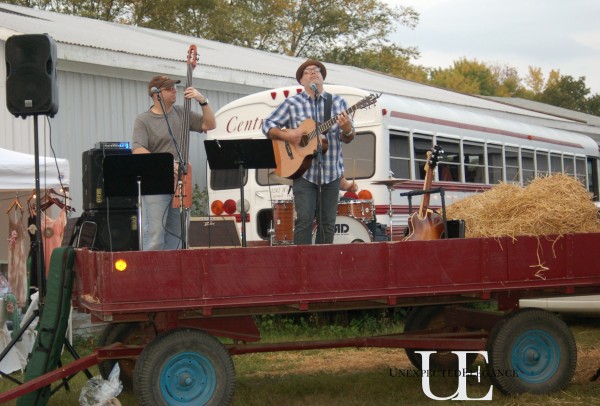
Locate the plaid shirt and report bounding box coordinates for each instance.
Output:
[263,91,351,184]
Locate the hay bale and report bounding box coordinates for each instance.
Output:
[446,173,600,238]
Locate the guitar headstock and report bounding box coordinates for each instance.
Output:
[357,93,381,109]
[187,44,198,68]
[425,145,444,171]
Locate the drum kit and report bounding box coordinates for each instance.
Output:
[270,177,408,245]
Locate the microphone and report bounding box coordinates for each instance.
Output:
[150,87,161,94]
[310,83,319,95]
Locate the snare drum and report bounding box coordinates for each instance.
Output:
[312,215,372,244]
[273,200,294,244]
[336,200,374,222]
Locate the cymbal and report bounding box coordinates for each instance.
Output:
[370,178,409,186]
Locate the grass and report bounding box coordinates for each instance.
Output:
[0,312,599,405]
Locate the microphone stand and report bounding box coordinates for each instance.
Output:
[156,91,188,248]
[312,86,325,244]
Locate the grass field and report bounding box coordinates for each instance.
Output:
[1,315,599,405]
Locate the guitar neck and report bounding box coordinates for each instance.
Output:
[179,62,194,169]
[308,99,360,140]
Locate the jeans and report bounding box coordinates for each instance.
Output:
[293,176,340,245]
[141,194,183,250]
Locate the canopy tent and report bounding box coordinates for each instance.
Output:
[0,148,70,373]
[0,147,70,190]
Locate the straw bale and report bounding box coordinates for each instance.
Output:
[445,173,600,238]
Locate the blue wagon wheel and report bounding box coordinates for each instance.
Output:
[134,328,235,406]
[486,308,577,394]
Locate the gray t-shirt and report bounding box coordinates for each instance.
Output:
[132,105,204,160]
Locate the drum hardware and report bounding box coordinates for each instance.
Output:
[371,178,409,240]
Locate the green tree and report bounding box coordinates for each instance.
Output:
[537,74,590,112]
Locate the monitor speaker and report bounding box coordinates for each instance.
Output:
[5,34,59,118]
[189,217,241,248]
[82,209,139,251]
[82,148,136,210]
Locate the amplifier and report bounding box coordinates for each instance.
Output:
[95,141,130,150]
[189,217,241,248]
[82,209,139,251]
[82,148,136,210]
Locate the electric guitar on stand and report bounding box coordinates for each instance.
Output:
[173,44,197,209]
[404,145,445,241]
[272,93,379,179]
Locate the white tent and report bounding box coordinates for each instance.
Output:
[0,149,70,373]
[1,147,71,262]
[0,147,70,190]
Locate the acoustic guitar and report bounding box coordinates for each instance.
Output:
[272,93,379,179]
[173,44,197,209]
[404,145,445,241]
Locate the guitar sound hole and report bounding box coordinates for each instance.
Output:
[299,135,309,148]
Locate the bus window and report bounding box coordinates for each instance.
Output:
[487,144,503,185]
[550,153,562,174]
[342,131,376,179]
[390,131,411,179]
[536,151,549,176]
[464,142,484,184]
[587,158,599,199]
[437,137,460,182]
[563,155,575,177]
[505,146,519,183]
[413,134,433,180]
[576,157,587,186]
[522,149,535,184]
[256,169,291,186]
[210,169,248,190]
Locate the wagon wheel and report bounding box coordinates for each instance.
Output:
[486,308,577,395]
[133,328,236,406]
[404,305,477,370]
[98,322,156,391]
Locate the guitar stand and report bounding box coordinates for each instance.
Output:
[400,187,448,238]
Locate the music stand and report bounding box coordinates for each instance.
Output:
[103,153,174,250]
[204,139,276,247]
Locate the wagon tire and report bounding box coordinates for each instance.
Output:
[98,322,156,391]
[404,305,477,371]
[486,308,577,394]
[133,328,235,406]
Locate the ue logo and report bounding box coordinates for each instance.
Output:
[417,351,493,401]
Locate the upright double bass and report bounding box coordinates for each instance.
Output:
[173,44,197,209]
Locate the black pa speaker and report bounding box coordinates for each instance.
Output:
[82,148,136,210]
[82,209,139,251]
[5,33,59,118]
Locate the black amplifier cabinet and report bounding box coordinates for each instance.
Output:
[82,209,139,252]
[82,148,136,210]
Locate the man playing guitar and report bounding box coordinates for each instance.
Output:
[263,59,355,245]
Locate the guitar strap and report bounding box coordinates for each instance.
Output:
[324,93,332,128]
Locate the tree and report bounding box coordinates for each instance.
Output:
[428,58,513,96]
[537,74,590,112]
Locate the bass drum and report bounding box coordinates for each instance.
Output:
[312,215,372,244]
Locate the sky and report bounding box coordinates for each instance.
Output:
[383,0,600,95]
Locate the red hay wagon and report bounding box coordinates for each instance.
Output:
[2,233,600,404]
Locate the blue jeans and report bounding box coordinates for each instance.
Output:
[293,177,340,245]
[141,194,183,250]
